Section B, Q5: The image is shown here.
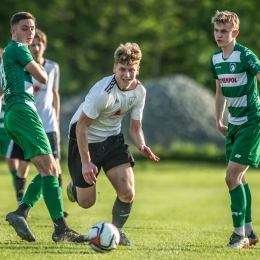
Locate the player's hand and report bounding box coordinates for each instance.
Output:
[82,161,98,185]
[217,125,228,137]
[139,145,160,162]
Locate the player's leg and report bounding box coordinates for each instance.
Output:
[46,132,69,218]
[107,163,134,246]
[102,133,135,246]
[5,104,88,243]
[67,134,97,207]
[5,140,18,189]
[242,175,258,246]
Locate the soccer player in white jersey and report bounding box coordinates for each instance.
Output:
[211,11,260,248]
[6,29,68,217]
[67,42,160,246]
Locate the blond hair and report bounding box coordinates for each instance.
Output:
[114,43,142,65]
[211,11,239,30]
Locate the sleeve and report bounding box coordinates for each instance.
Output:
[241,49,260,75]
[210,56,218,79]
[14,44,34,67]
[131,88,146,121]
[82,87,107,119]
[53,63,60,91]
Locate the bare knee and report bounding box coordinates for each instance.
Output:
[78,197,96,209]
[118,189,135,203]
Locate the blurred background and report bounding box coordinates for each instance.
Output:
[1,0,259,162]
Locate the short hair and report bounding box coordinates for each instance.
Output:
[34,29,47,45]
[11,12,36,28]
[114,43,142,65]
[211,10,240,30]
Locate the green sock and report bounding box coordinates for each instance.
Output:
[22,173,42,208]
[229,184,246,227]
[42,176,63,219]
[11,170,17,189]
[244,183,252,223]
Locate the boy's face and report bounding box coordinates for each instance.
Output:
[11,19,35,46]
[214,22,238,48]
[113,63,140,90]
[28,37,46,61]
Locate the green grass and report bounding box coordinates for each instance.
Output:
[0,160,260,259]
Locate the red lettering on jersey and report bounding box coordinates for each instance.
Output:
[220,78,237,83]
[110,109,121,118]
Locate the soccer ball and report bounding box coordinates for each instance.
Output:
[88,222,120,253]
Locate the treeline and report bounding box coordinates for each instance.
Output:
[0,0,259,96]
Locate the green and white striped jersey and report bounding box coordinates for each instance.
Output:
[211,43,260,125]
[1,41,34,112]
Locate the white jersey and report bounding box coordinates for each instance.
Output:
[69,75,146,143]
[33,59,59,133]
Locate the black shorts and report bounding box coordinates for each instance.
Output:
[6,132,60,160]
[68,123,135,188]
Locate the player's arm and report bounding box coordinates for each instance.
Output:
[53,90,60,124]
[129,118,160,162]
[76,111,98,185]
[25,60,48,84]
[215,79,227,136]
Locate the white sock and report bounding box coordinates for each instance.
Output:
[245,222,253,236]
[234,226,245,236]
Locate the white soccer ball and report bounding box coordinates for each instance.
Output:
[88,222,120,253]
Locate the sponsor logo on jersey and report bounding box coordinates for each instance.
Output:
[129,97,136,106]
[215,66,221,69]
[115,98,119,104]
[110,109,121,118]
[229,63,236,73]
[219,77,238,83]
[248,59,257,68]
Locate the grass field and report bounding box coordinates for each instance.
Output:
[0,160,260,259]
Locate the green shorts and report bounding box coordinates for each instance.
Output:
[0,129,11,155]
[4,103,52,160]
[226,120,260,167]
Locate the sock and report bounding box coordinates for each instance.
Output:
[42,176,64,219]
[16,176,26,202]
[22,173,42,208]
[244,183,252,223]
[16,202,31,219]
[234,226,245,236]
[112,197,133,229]
[245,222,253,236]
[52,217,69,232]
[11,170,17,189]
[58,174,62,188]
[229,184,246,228]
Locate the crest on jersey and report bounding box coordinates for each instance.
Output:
[129,97,136,106]
[230,63,236,73]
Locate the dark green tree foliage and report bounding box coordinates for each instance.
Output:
[0,0,259,96]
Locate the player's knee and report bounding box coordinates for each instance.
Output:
[119,189,135,203]
[78,197,96,209]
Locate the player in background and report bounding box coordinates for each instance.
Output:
[3,12,87,243]
[211,10,260,248]
[66,42,160,246]
[6,29,68,217]
[0,48,19,191]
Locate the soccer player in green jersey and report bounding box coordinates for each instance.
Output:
[2,12,88,243]
[211,10,260,248]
